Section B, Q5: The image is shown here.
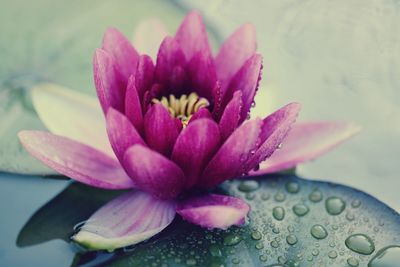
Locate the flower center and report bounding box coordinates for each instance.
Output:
[152,92,210,126]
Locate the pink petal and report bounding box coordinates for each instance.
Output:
[176,194,249,229]
[216,23,257,90]
[93,49,124,113]
[124,145,185,199]
[190,107,212,123]
[245,103,301,171]
[18,131,134,189]
[133,18,168,59]
[143,103,179,157]
[225,54,263,122]
[124,76,143,132]
[219,90,242,140]
[32,83,115,158]
[171,119,221,189]
[250,121,361,175]
[200,119,263,188]
[102,27,139,82]
[155,36,187,95]
[106,108,145,163]
[72,191,176,251]
[134,55,155,101]
[174,11,212,60]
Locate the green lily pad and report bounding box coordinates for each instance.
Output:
[18,175,400,266]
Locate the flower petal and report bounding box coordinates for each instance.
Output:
[245,103,301,171]
[200,119,262,188]
[250,121,361,175]
[124,76,143,132]
[93,48,124,113]
[18,131,134,189]
[216,23,257,89]
[32,83,114,157]
[72,191,176,252]
[124,145,185,199]
[190,107,212,123]
[176,194,249,229]
[143,103,179,157]
[219,90,242,140]
[106,108,145,163]
[174,11,212,60]
[172,119,220,189]
[134,55,155,101]
[102,27,139,82]
[133,18,168,60]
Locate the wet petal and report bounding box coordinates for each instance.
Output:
[18,131,134,189]
[133,18,168,59]
[106,108,145,163]
[143,103,179,157]
[102,27,139,82]
[216,23,257,89]
[245,103,301,171]
[250,121,361,175]
[174,11,212,60]
[124,76,143,132]
[93,48,124,113]
[176,194,249,229]
[72,191,175,252]
[124,145,185,199]
[32,83,114,157]
[200,119,262,188]
[172,119,220,188]
[219,90,242,140]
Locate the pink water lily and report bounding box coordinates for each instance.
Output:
[18,11,360,251]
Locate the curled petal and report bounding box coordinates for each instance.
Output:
[102,27,139,82]
[144,104,179,157]
[250,121,361,175]
[124,145,185,199]
[200,119,262,188]
[18,131,134,189]
[93,49,124,113]
[216,23,257,89]
[177,194,249,229]
[32,83,114,157]
[72,191,176,252]
[106,108,145,163]
[172,119,220,188]
[174,10,212,60]
[124,76,143,132]
[133,18,168,59]
[219,90,242,140]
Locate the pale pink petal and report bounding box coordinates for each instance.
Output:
[124,76,143,132]
[250,121,361,175]
[176,194,249,229]
[18,131,134,189]
[171,119,220,189]
[32,83,114,157]
[124,145,185,199]
[200,119,262,188]
[72,191,176,251]
[216,23,256,90]
[219,90,242,140]
[133,18,168,59]
[106,108,145,163]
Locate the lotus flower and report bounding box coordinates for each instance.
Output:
[18,11,360,251]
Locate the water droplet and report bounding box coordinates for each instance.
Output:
[287,226,295,232]
[312,249,320,256]
[251,230,262,240]
[238,180,260,192]
[345,234,375,255]
[255,242,264,250]
[271,240,280,248]
[309,189,323,202]
[186,258,197,266]
[351,199,361,208]
[328,251,338,259]
[261,192,270,200]
[272,227,280,234]
[245,192,256,200]
[310,224,328,240]
[347,257,359,267]
[259,254,268,262]
[293,204,310,216]
[274,191,286,202]
[368,246,400,267]
[325,196,346,215]
[346,212,355,221]
[223,234,242,246]
[278,256,287,264]
[272,206,285,221]
[285,181,300,193]
[231,257,241,264]
[209,245,222,257]
[286,234,298,245]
